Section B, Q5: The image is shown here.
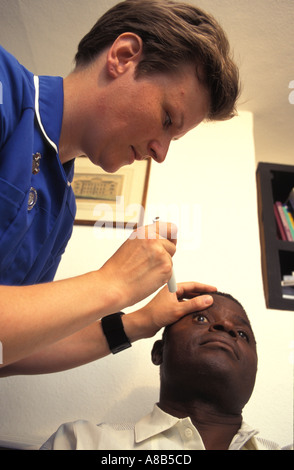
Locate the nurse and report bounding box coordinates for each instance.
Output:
[0,0,239,376]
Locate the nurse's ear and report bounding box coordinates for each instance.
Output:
[106,32,143,78]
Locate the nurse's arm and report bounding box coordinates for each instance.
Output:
[0,222,178,368]
[0,283,215,376]
[0,271,118,369]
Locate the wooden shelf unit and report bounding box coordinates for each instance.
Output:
[256,162,294,311]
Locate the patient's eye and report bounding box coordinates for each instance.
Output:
[238,330,249,342]
[193,314,209,323]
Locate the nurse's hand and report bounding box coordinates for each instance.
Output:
[99,221,177,310]
[122,282,217,341]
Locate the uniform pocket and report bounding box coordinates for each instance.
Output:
[0,177,26,236]
[0,178,36,274]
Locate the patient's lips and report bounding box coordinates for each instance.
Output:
[200,334,239,360]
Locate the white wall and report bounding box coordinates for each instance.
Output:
[0,112,293,449]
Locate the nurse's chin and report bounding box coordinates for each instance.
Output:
[92,158,126,174]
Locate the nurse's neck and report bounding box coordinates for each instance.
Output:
[59,51,108,166]
[58,73,84,165]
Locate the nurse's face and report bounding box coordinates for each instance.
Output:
[84,63,210,173]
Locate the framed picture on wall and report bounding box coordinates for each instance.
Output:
[72,156,151,228]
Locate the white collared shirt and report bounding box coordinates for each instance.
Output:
[41,404,283,450]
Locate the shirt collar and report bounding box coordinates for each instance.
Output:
[33,74,74,182]
[229,421,259,450]
[135,404,260,450]
[135,404,201,444]
[33,74,64,154]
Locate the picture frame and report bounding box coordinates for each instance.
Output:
[72,156,151,229]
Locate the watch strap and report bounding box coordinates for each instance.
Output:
[101,312,131,354]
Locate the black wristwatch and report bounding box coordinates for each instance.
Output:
[101,312,132,354]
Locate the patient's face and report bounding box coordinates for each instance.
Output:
[159,294,258,410]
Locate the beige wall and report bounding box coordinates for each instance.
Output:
[0,112,292,449]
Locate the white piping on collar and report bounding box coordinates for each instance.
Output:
[33,75,58,154]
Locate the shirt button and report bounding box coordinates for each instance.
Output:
[28,187,38,211]
[185,428,193,439]
[32,152,42,175]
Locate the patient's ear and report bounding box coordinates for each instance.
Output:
[151,340,164,366]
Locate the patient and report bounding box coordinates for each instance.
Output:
[41,292,284,450]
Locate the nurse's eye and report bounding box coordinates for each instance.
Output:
[193,314,209,323]
[163,112,172,129]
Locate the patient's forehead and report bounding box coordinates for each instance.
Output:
[210,292,245,311]
[164,292,253,336]
[208,293,252,326]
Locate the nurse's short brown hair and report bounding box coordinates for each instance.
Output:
[75,0,240,121]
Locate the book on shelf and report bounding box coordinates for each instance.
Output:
[281,279,294,286]
[282,274,294,299]
[286,187,294,212]
[274,201,294,241]
[282,205,294,239]
[282,286,294,299]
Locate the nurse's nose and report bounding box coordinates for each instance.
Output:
[148,138,171,163]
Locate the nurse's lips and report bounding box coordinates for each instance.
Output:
[131,146,145,161]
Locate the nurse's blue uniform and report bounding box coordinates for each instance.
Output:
[0,46,76,286]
